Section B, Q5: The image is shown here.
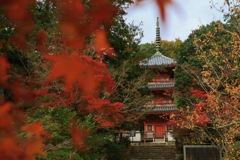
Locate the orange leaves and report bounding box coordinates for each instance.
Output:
[22,122,50,158]
[5,0,33,21]
[191,105,210,127]
[136,0,173,22]
[0,56,9,85]
[0,103,49,159]
[11,82,35,103]
[2,0,34,49]
[25,137,47,158]
[0,57,47,158]
[0,102,13,131]
[11,35,28,49]
[190,88,208,99]
[94,29,113,57]
[36,30,47,52]
[59,0,85,22]
[37,52,123,128]
[71,125,89,150]
[58,0,117,50]
[0,103,21,159]
[88,0,118,28]
[0,56,35,103]
[0,0,145,158]
[43,53,92,93]
[184,88,210,127]
[22,122,50,138]
[43,53,115,95]
[83,98,124,128]
[58,0,85,50]
[0,136,22,160]
[155,0,173,22]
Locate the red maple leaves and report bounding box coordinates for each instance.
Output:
[0,103,13,130]
[43,53,114,94]
[190,88,210,126]
[178,88,210,127]
[71,125,90,150]
[136,0,174,22]
[0,103,49,160]
[86,99,124,128]
[22,122,49,138]
[58,0,117,51]
[0,56,9,86]
[36,30,47,52]
[94,29,113,57]
[0,0,176,158]
[154,0,173,22]
[190,88,208,99]
[1,0,34,48]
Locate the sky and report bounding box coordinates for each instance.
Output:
[124,0,226,43]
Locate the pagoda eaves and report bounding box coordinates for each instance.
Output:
[139,54,176,67]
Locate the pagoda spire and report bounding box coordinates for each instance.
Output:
[155,17,161,55]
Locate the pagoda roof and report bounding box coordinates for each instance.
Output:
[139,54,176,67]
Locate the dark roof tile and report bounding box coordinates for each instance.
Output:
[140,54,176,66]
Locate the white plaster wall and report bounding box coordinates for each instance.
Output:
[129,131,141,142]
[166,131,175,141]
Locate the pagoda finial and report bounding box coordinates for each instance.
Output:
[155,17,161,55]
[156,17,160,28]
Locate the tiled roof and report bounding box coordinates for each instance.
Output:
[148,83,174,89]
[146,106,178,112]
[152,106,178,112]
[139,54,176,66]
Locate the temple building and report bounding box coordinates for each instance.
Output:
[139,17,178,143]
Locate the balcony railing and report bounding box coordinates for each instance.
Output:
[143,103,178,112]
[141,132,166,142]
[147,78,175,89]
[151,78,175,83]
[150,106,178,112]
[145,103,175,107]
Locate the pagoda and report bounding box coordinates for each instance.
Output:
[139,17,178,143]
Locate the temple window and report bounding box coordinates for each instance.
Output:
[164,100,172,104]
[147,125,152,131]
[167,125,172,131]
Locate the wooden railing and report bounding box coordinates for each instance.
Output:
[154,133,165,139]
[149,78,175,83]
[141,132,166,142]
[145,103,175,107]
[147,78,175,89]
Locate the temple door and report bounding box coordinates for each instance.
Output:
[155,125,165,139]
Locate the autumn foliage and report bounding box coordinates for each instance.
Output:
[0,0,174,159]
[175,7,240,159]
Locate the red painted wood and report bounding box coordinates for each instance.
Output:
[142,66,176,140]
[155,125,165,134]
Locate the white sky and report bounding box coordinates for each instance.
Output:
[124,0,225,43]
